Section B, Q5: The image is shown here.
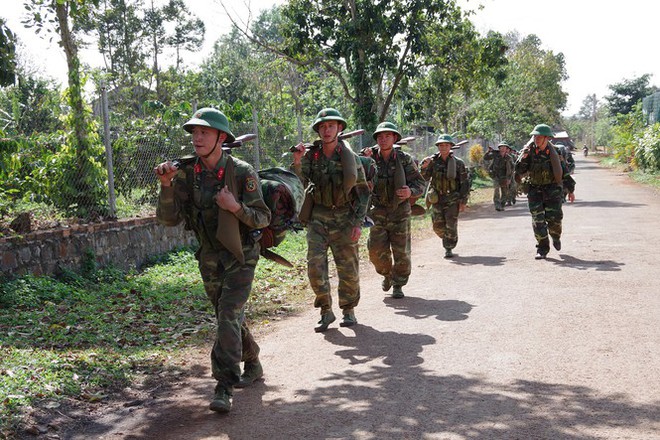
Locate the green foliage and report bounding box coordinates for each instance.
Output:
[634,123,660,171]
[605,74,658,117]
[0,75,64,136]
[0,18,17,87]
[468,33,568,145]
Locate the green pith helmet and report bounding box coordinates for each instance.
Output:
[498,142,510,149]
[183,108,235,143]
[372,121,402,142]
[311,108,347,132]
[529,124,554,137]
[435,133,455,146]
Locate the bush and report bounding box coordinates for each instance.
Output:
[634,123,660,171]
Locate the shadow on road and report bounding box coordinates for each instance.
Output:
[448,254,508,266]
[551,254,624,272]
[573,200,646,209]
[80,334,660,440]
[383,296,474,322]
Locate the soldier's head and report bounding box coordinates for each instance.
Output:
[498,142,509,156]
[435,134,455,156]
[373,121,401,151]
[530,124,553,149]
[183,108,235,158]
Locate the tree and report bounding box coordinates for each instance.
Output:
[468,33,568,146]
[605,74,657,117]
[0,18,17,87]
[23,0,107,217]
[222,0,469,132]
[163,0,205,71]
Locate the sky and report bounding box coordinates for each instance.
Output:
[2,0,659,116]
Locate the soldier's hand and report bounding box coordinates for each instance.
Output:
[420,157,432,170]
[361,147,373,157]
[459,203,466,213]
[568,192,575,203]
[154,161,178,187]
[396,185,412,200]
[350,226,362,242]
[292,142,305,164]
[215,186,241,213]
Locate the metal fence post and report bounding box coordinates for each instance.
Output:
[252,108,260,171]
[101,81,117,218]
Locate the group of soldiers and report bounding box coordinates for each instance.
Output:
[154,107,575,414]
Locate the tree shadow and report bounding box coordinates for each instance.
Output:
[69,326,660,440]
[384,296,474,322]
[572,200,646,209]
[549,254,624,272]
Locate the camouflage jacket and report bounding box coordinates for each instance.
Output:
[157,152,271,250]
[421,152,471,205]
[291,140,370,227]
[369,147,426,209]
[515,143,576,193]
[484,149,514,181]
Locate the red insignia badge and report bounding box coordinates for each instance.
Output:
[194,163,202,174]
[216,167,225,180]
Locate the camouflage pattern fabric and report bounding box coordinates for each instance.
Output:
[515,142,576,252]
[367,148,426,287]
[157,153,270,390]
[484,149,514,209]
[421,153,470,249]
[291,141,370,315]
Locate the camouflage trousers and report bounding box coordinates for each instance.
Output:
[307,207,360,315]
[430,200,460,250]
[507,180,517,204]
[492,179,508,209]
[367,204,412,287]
[527,184,564,252]
[197,243,261,389]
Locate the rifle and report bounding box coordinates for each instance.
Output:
[288,129,366,152]
[451,139,469,150]
[396,136,416,146]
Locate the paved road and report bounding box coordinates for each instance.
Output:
[72,155,660,440]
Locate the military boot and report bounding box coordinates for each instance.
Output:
[444,248,454,258]
[552,237,561,251]
[392,286,404,299]
[339,311,357,327]
[209,385,232,413]
[235,360,264,388]
[381,276,392,292]
[314,311,336,333]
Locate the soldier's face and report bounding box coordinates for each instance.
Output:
[376,131,396,151]
[498,147,507,156]
[317,121,341,142]
[192,126,226,155]
[437,142,452,155]
[534,135,550,149]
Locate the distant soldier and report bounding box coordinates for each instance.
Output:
[506,145,519,205]
[484,142,514,211]
[420,134,471,258]
[364,122,426,298]
[515,124,576,259]
[154,108,271,413]
[291,108,370,332]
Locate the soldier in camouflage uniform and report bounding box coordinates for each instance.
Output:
[420,134,471,258]
[484,142,514,211]
[363,122,426,298]
[291,108,370,332]
[506,145,519,206]
[154,108,271,413]
[515,124,576,259]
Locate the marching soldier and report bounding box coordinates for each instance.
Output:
[484,142,514,211]
[515,124,576,259]
[420,134,471,258]
[154,108,271,413]
[364,122,426,298]
[291,108,370,332]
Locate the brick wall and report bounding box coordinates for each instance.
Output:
[0,217,197,278]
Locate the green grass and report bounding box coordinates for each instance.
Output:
[0,242,314,439]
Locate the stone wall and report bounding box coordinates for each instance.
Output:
[0,217,197,278]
